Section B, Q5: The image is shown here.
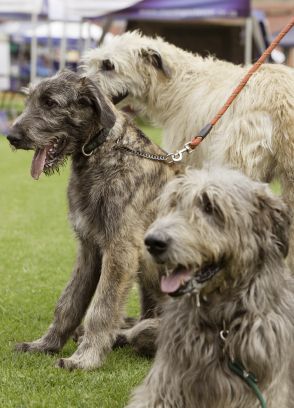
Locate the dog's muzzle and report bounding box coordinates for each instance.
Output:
[7,125,31,150]
[145,234,169,258]
[145,232,225,297]
[7,125,24,147]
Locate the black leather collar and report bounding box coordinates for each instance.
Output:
[82,128,110,156]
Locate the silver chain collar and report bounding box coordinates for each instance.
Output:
[115,144,170,162]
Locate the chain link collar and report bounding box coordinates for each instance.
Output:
[115,144,171,163]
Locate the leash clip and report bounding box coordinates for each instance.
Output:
[168,142,193,163]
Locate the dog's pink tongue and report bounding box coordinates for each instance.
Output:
[31,148,47,180]
[160,268,192,294]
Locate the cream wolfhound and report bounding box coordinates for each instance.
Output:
[83,31,294,267]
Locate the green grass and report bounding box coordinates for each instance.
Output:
[0,126,161,408]
[270,179,281,196]
[137,120,162,146]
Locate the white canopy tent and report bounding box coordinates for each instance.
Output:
[0,0,44,84]
[48,0,141,21]
[0,0,44,15]
[21,21,103,43]
[0,1,140,84]
[47,0,141,68]
[0,32,10,90]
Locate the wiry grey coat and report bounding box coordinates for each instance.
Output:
[7,70,176,370]
[127,168,294,408]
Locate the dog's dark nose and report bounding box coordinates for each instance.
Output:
[7,126,24,147]
[145,234,169,256]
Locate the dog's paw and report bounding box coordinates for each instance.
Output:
[15,340,59,354]
[56,355,102,371]
[112,333,129,349]
[56,338,108,370]
[56,357,78,370]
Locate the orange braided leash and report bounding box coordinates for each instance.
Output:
[188,16,294,150]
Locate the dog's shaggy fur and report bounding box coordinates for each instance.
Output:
[83,31,294,268]
[7,70,177,370]
[127,168,294,408]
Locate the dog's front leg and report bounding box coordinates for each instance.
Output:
[15,241,102,354]
[57,240,139,370]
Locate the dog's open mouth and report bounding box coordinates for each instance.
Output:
[112,90,129,105]
[161,261,224,297]
[31,138,67,180]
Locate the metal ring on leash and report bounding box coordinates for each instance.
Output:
[168,142,193,162]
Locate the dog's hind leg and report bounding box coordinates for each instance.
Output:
[57,238,140,370]
[274,114,294,271]
[276,169,294,270]
[73,316,138,344]
[15,240,102,353]
[114,318,160,358]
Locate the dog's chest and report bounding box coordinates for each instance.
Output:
[67,163,134,244]
[69,210,91,240]
[68,184,113,244]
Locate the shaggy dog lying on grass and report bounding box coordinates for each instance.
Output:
[126,167,294,408]
[83,31,294,270]
[7,69,177,370]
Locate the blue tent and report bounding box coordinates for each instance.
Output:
[110,0,250,20]
[102,0,257,65]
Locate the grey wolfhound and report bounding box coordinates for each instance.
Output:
[127,168,294,408]
[7,69,177,370]
[83,31,294,269]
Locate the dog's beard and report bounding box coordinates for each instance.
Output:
[31,138,67,180]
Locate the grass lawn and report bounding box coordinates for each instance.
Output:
[0,125,161,408]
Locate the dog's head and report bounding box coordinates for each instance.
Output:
[7,69,116,179]
[144,168,291,297]
[83,31,172,112]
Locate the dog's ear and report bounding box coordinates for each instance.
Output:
[79,77,116,129]
[140,48,172,77]
[254,188,291,258]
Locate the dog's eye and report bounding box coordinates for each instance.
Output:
[204,202,213,214]
[78,97,90,107]
[44,98,57,108]
[201,192,225,226]
[202,193,213,215]
[101,59,115,71]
